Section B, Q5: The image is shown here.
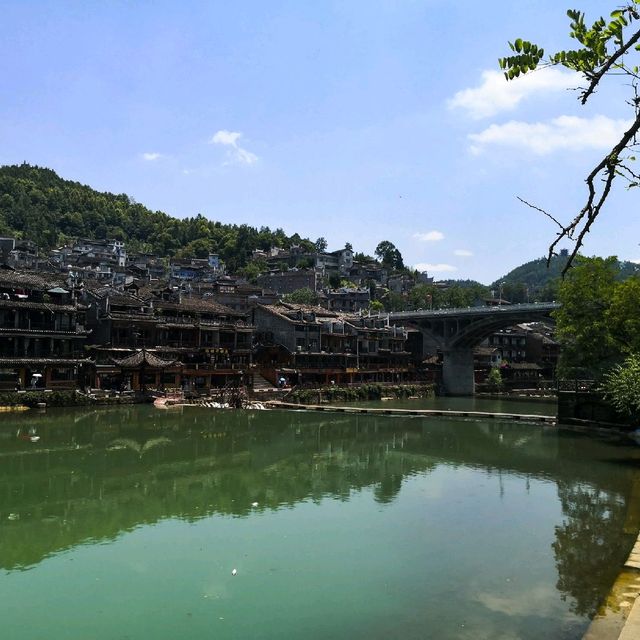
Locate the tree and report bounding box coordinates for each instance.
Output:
[500,3,640,273]
[282,287,318,305]
[554,256,620,377]
[375,240,404,270]
[487,367,504,392]
[383,291,406,312]
[605,276,640,353]
[315,237,328,253]
[408,284,434,310]
[354,251,375,263]
[344,242,353,251]
[369,300,384,312]
[600,353,640,418]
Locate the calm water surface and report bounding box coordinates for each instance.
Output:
[1,404,639,640]
[336,395,557,416]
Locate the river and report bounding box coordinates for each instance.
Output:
[0,402,638,639]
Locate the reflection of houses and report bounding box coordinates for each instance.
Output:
[86,289,254,392]
[252,303,412,385]
[0,270,92,390]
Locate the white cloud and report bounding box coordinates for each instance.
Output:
[210,130,242,146]
[210,129,258,165]
[468,115,631,155]
[454,249,473,257]
[413,230,444,242]
[234,147,258,165]
[141,152,163,161]
[414,262,458,273]
[448,68,575,120]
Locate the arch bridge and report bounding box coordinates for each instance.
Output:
[388,303,560,395]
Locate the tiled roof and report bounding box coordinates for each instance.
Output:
[0,271,65,290]
[112,349,180,369]
[0,357,93,366]
[0,299,82,312]
[154,297,242,316]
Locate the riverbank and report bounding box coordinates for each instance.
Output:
[583,524,640,640]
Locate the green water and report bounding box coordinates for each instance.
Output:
[1,404,638,640]
[335,395,557,416]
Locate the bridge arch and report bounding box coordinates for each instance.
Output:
[388,303,559,395]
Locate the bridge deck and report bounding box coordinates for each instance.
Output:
[387,301,560,321]
[265,401,556,423]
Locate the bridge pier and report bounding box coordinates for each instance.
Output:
[442,349,475,396]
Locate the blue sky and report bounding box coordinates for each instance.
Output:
[1,0,638,283]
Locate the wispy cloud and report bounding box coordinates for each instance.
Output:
[413,231,444,242]
[209,129,258,165]
[141,152,163,161]
[448,68,575,120]
[414,262,457,273]
[468,115,630,155]
[454,249,473,257]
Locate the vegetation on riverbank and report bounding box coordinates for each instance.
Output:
[287,383,435,405]
[0,390,93,408]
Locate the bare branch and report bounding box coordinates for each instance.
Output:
[547,109,640,276]
[516,196,564,229]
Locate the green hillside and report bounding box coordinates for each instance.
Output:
[0,163,313,271]
[492,254,640,302]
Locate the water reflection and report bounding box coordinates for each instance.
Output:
[0,405,638,626]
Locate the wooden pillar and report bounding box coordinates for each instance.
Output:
[45,367,52,389]
[132,371,140,391]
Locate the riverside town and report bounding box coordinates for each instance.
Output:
[3,3,640,640]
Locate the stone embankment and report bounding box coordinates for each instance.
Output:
[265,401,556,424]
[583,535,640,640]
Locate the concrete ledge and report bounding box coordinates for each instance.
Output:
[264,401,556,424]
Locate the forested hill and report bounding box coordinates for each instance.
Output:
[492,254,640,302]
[0,163,313,271]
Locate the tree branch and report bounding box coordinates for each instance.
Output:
[580,26,640,104]
[516,196,564,230]
[548,108,640,276]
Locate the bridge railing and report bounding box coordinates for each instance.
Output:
[387,302,560,319]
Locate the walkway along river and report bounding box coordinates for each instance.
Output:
[0,402,639,639]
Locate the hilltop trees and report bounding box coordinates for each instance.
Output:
[0,164,314,270]
[374,241,404,269]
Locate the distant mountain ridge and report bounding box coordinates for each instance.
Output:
[490,254,640,302]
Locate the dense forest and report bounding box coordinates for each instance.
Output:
[0,163,315,272]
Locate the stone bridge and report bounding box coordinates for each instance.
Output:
[388,303,560,395]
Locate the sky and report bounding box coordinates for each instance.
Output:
[1,0,638,284]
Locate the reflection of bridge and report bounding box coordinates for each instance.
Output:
[388,303,560,395]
